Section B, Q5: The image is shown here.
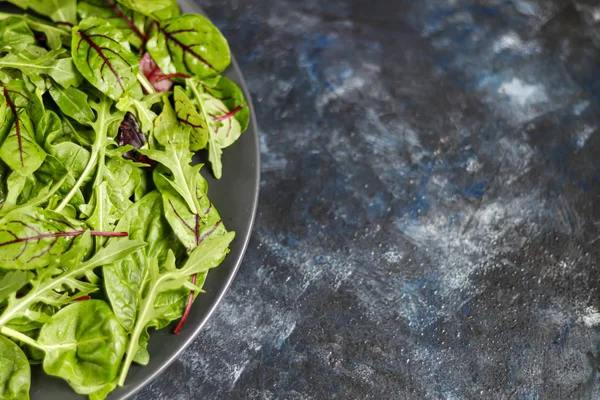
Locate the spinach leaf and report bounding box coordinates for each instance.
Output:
[187,76,249,179]
[0,233,145,328]
[103,156,142,216]
[78,0,148,50]
[38,300,127,395]
[0,81,46,177]
[72,17,141,101]
[0,17,35,53]
[0,335,30,400]
[146,14,231,79]
[49,84,95,125]
[0,270,31,303]
[118,232,234,386]
[104,191,177,332]
[25,0,77,25]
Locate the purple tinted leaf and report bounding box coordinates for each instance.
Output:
[118,112,146,151]
[117,112,155,166]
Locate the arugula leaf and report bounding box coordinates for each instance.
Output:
[139,98,201,214]
[0,233,145,328]
[146,14,231,79]
[118,232,234,386]
[0,335,30,400]
[72,17,141,101]
[54,95,124,212]
[38,300,127,395]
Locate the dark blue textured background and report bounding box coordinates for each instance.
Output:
[138,0,600,398]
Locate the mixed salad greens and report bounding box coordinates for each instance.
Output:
[0,0,250,398]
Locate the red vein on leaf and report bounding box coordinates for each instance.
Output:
[104,0,149,42]
[168,200,194,234]
[55,21,74,28]
[212,105,243,122]
[173,273,196,334]
[160,24,217,73]
[174,219,223,334]
[74,296,91,301]
[0,229,128,248]
[77,28,126,91]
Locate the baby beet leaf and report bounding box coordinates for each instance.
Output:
[187,76,249,179]
[146,14,231,79]
[72,17,141,101]
[0,81,47,177]
[78,0,148,49]
[155,171,226,253]
[174,86,207,151]
[0,233,145,329]
[0,335,31,400]
[38,300,127,395]
[139,52,174,93]
[0,207,129,270]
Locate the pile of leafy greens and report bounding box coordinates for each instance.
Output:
[0,0,249,398]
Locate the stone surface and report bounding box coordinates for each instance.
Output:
[137,0,600,398]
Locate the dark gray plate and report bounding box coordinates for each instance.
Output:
[0,1,260,399]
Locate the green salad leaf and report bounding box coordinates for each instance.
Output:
[0,335,30,400]
[0,1,248,398]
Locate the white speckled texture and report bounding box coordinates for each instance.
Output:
[138,0,600,398]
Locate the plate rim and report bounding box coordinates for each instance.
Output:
[117,7,261,400]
